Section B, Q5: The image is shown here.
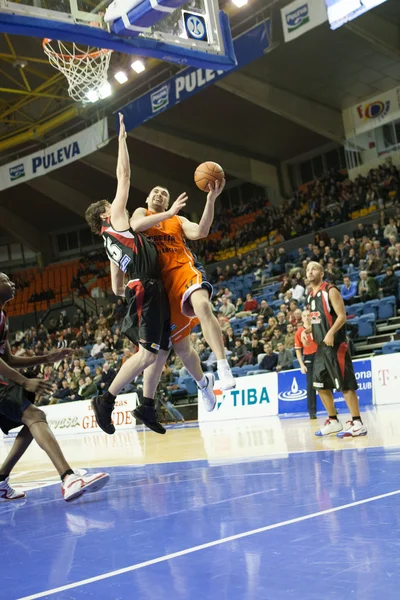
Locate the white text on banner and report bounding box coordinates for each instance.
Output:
[0,119,108,191]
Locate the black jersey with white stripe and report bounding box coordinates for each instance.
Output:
[306,281,346,345]
[101,219,160,279]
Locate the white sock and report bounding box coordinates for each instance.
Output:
[197,375,207,389]
[217,359,230,369]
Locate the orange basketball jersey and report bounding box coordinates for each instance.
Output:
[144,210,212,343]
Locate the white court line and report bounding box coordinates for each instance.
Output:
[18,488,400,600]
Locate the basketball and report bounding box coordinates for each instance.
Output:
[194,161,224,192]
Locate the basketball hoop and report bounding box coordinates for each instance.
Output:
[42,38,112,103]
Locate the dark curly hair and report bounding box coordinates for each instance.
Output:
[85,200,110,235]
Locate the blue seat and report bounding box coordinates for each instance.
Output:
[345,302,364,317]
[362,300,379,318]
[357,313,376,338]
[382,341,400,355]
[378,296,396,320]
[293,358,300,369]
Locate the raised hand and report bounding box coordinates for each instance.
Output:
[118,112,127,140]
[207,178,226,202]
[167,193,188,217]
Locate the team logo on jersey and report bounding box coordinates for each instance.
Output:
[170,323,177,331]
[151,343,160,350]
[120,254,131,272]
[309,311,321,324]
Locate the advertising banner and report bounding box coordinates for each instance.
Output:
[343,86,400,138]
[0,119,108,191]
[121,20,271,132]
[278,359,373,414]
[372,354,400,406]
[281,0,327,43]
[198,372,278,423]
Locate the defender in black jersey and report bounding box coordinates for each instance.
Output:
[0,273,109,501]
[85,113,186,435]
[304,262,367,438]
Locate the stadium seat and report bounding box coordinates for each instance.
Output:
[362,300,379,318]
[382,341,400,355]
[378,296,396,320]
[345,303,364,318]
[293,359,300,369]
[357,313,376,338]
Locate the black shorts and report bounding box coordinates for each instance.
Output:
[0,381,34,434]
[313,342,358,392]
[122,278,170,354]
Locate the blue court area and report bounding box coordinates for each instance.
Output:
[2,447,400,600]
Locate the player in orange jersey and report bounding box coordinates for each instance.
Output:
[130,182,236,396]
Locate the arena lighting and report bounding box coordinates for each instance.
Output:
[98,82,113,99]
[232,0,248,7]
[131,60,145,73]
[114,71,128,84]
[85,89,99,103]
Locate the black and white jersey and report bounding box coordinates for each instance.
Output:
[101,219,160,279]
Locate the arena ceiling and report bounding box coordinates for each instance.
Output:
[0,0,399,257]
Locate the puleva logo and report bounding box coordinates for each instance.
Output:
[215,387,270,409]
[9,163,25,181]
[357,100,390,122]
[151,84,169,114]
[278,376,307,402]
[286,4,309,32]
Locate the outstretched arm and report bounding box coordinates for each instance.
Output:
[180,179,225,240]
[110,113,131,231]
[129,194,187,232]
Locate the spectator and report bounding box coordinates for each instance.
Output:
[219,297,236,319]
[99,362,116,392]
[275,342,294,372]
[243,293,258,313]
[340,276,357,305]
[284,323,295,350]
[271,327,285,351]
[258,300,274,319]
[357,271,378,302]
[91,337,105,358]
[259,343,278,371]
[383,217,397,241]
[380,267,399,299]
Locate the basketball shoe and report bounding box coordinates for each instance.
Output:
[62,472,109,502]
[315,418,343,437]
[198,372,216,412]
[337,420,367,438]
[217,364,236,391]
[0,477,26,500]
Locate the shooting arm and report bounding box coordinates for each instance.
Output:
[110,261,126,296]
[180,198,215,240]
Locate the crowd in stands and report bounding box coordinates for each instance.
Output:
[190,163,400,264]
[7,162,400,406]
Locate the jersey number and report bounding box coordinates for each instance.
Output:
[104,237,122,263]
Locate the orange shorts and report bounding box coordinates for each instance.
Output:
[161,262,212,344]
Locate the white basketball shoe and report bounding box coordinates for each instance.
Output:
[62,472,109,502]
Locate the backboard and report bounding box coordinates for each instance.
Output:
[0,0,236,70]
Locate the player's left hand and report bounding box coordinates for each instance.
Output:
[118,112,127,140]
[323,331,334,347]
[207,178,226,202]
[46,348,74,363]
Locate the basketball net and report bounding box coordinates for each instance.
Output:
[43,38,112,103]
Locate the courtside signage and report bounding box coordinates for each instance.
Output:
[0,119,108,191]
[198,372,278,422]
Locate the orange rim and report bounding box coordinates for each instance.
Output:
[42,38,112,60]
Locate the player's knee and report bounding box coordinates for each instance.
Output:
[192,298,212,319]
[22,406,47,427]
[139,347,157,368]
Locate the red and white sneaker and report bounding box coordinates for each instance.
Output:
[315,418,343,437]
[0,477,26,500]
[62,472,109,502]
[337,420,367,438]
